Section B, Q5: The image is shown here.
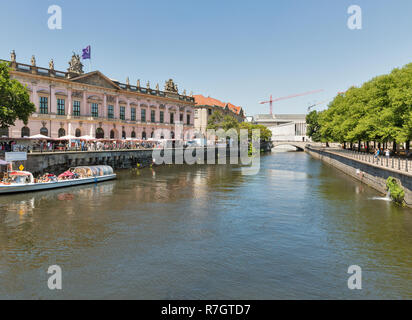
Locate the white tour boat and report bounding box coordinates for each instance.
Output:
[0,165,116,194]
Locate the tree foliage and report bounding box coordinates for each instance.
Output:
[207,110,272,141]
[307,63,412,148]
[0,61,36,128]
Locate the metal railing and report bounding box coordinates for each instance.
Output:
[324,148,412,174]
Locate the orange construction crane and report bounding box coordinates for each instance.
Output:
[260,89,324,115]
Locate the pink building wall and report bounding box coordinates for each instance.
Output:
[6,58,195,141]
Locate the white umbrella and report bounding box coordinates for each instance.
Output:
[79,135,96,141]
[56,135,78,140]
[29,134,51,140]
[0,159,10,165]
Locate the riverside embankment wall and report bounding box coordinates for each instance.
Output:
[12,147,232,176]
[306,146,412,208]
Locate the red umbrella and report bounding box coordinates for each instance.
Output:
[58,171,74,179]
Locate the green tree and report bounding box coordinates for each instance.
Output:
[313,62,412,152]
[0,61,36,129]
[306,110,322,142]
[207,110,225,130]
[239,122,272,142]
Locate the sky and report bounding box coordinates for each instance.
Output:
[2,0,412,116]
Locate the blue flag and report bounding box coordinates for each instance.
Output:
[82,45,91,60]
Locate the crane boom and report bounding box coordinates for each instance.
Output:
[260,89,324,115]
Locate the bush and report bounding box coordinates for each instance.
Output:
[386,177,405,205]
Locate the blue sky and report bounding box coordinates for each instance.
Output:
[2,0,412,116]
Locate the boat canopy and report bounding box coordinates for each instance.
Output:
[70,165,114,177]
[8,171,34,183]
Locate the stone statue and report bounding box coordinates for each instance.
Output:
[10,50,16,62]
[67,52,84,75]
[190,91,193,97]
[183,89,187,96]
[126,77,130,85]
[137,79,140,87]
[146,81,150,89]
[156,83,159,91]
[49,59,54,70]
[164,79,178,93]
[31,55,36,66]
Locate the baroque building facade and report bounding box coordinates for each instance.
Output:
[2,51,195,140]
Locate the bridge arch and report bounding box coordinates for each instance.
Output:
[272,141,307,151]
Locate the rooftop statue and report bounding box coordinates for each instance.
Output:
[49,59,55,70]
[67,52,84,75]
[31,55,36,67]
[164,79,178,93]
[137,79,140,87]
[10,50,16,62]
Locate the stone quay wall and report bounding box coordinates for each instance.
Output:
[11,147,237,176]
[306,146,412,208]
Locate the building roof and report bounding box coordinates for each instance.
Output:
[254,114,307,121]
[3,55,195,104]
[194,94,244,116]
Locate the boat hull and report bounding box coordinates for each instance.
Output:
[0,174,116,194]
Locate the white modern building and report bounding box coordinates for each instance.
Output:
[252,114,309,142]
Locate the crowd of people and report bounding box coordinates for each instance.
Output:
[0,139,161,153]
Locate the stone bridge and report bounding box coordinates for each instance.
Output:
[271,141,310,151]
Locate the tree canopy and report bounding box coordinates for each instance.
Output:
[0,61,36,128]
[307,63,412,149]
[207,110,272,141]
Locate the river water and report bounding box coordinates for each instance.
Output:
[0,151,411,299]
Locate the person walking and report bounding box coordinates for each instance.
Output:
[374,148,380,163]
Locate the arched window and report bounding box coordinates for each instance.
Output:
[142,131,147,140]
[171,131,175,139]
[40,127,48,136]
[75,128,81,137]
[131,131,136,138]
[160,132,165,139]
[21,127,30,138]
[150,131,154,138]
[96,128,104,139]
[110,130,115,139]
[58,128,66,138]
[122,131,126,139]
[0,127,9,138]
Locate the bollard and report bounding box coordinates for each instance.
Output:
[406,158,409,172]
[398,157,401,170]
